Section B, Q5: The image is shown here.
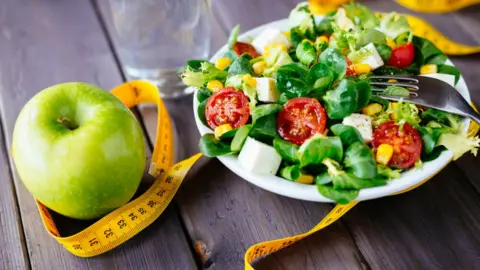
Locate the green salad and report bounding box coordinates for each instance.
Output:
[181,2,479,203]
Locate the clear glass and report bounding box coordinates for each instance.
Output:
[108,0,211,98]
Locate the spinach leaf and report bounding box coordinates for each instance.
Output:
[199,134,233,157]
[331,124,364,148]
[223,49,238,62]
[418,126,444,155]
[382,85,410,97]
[228,54,254,76]
[186,60,207,71]
[228,25,240,48]
[273,136,300,163]
[249,114,277,144]
[275,63,310,97]
[357,29,386,49]
[218,129,237,140]
[317,185,359,204]
[421,146,447,162]
[280,165,301,181]
[438,64,460,85]
[332,172,387,189]
[298,135,343,167]
[231,124,252,152]
[343,3,380,30]
[375,44,392,62]
[196,86,212,102]
[376,164,401,180]
[354,80,372,110]
[290,26,305,48]
[197,99,208,127]
[307,63,334,93]
[421,108,461,131]
[252,104,282,124]
[296,41,317,66]
[319,48,347,80]
[323,79,358,119]
[315,172,332,185]
[412,36,447,65]
[315,16,334,36]
[344,142,377,179]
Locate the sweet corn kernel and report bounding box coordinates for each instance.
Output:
[316,35,329,44]
[386,38,397,50]
[302,39,314,45]
[283,31,291,39]
[420,64,438,75]
[252,61,266,75]
[214,124,233,139]
[390,102,397,119]
[353,64,372,75]
[296,174,314,184]
[215,57,232,70]
[243,74,257,87]
[376,144,394,165]
[388,79,398,83]
[362,103,383,116]
[207,80,224,92]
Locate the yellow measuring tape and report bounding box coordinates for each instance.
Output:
[396,0,480,13]
[34,13,480,270]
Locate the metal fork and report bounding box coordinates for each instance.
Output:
[369,75,480,124]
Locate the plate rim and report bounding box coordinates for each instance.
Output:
[192,18,471,203]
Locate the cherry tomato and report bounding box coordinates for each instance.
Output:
[345,57,356,76]
[372,121,422,169]
[277,97,327,145]
[387,42,415,69]
[205,87,250,130]
[233,42,260,58]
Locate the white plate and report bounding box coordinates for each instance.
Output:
[193,19,471,202]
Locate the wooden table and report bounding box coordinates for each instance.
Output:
[1,0,480,269]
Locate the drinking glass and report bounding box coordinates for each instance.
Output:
[108,0,211,98]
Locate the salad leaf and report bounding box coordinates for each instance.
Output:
[225,74,243,89]
[438,64,460,85]
[220,129,238,140]
[298,135,343,167]
[343,3,380,30]
[317,184,359,204]
[197,99,208,127]
[323,79,358,119]
[376,164,401,180]
[375,44,392,62]
[228,54,254,76]
[181,61,228,87]
[288,2,315,35]
[331,124,364,148]
[344,142,377,179]
[319,48,347,80]
[315,15,334,36]
[252,104,282,124]
[354,79,372,110]
[249,114,277,144]
[273,136,300,163]
[228,25,240,48]
[307,63,334,93]
[329,23,355,53]
[231,124,252,152]
[356,29,387,49]
[289,26,306,48]
[322,158,385,189]
[381,85,410,97]
[280,165,302,181]
[348,43,378,64]
[296,41,317,66]
[199,134,233,157]
[196,86,212,102]
[315,172,333,185]
[418,126,445,155]
[412,36,447,65]
[421,109,461,131]
[377,12,411,40]
[275,63,310,97]
[389,100,421,127]
[264,47,294,77]
[437,133,480,160]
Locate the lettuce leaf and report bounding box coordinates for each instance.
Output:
[437,133,480,160]
[343,3,379,30]
[264,47,293,77]
[181,62,228,87]
[288,2,315,35]
[377,12,411,40]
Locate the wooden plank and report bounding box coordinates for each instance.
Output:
[0,0,196,269]
[0,125,29,270]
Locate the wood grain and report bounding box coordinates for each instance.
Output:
[0,0,196,269]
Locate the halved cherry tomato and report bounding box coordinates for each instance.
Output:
[205,87,250,130]
[345,57,356,76]
[387,42,415,69]
[372,121,422,169]
[277,97,327,146]
[233,42,260,58]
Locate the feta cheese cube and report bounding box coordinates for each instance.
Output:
[358,43,384,70]
[251,28,290,55]
[342,114,373,143]
[255,77,280,103]
[238,137,282,175]
[421,73,456,87]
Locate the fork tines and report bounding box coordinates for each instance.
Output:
[369,75,419,94]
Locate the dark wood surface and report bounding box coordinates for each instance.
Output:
[1,0,479,269]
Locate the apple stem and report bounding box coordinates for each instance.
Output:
[57,117,78,130]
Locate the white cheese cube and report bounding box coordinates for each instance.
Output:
[358,43,384,70]
[342,114,373,143]
[251,28,290,55]
[421,73,456,87]
[238,137,282,175]
[255,77,280,103]
[335,8,355,31]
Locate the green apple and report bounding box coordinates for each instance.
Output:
[11,82,146,220]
